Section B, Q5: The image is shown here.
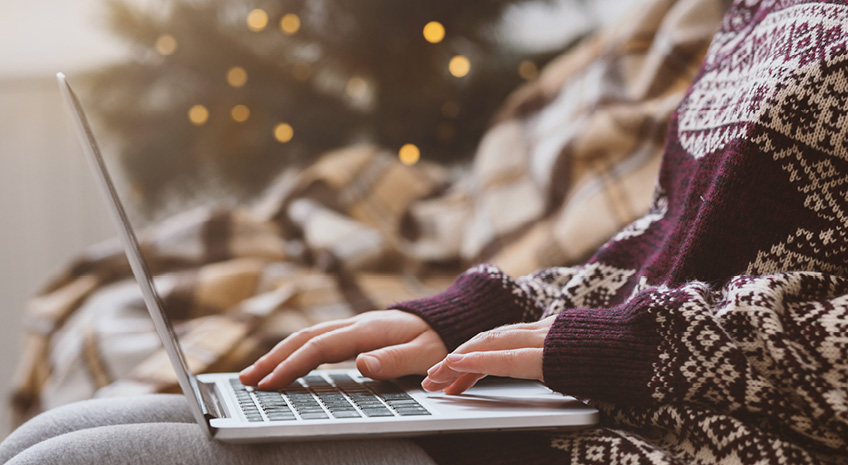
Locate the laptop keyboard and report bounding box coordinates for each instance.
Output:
[229,373,430,422]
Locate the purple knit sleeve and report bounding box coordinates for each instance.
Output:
[390,264,548,351]
[542,291,660,404]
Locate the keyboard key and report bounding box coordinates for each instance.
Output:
[331,410,361,419]
[385,399,418,405]
[300,413,329,420]
[295,406,324,412]
[396,410,431,416]
[303,375,330,387]
[380,393,413,400]
[362,408,394,417]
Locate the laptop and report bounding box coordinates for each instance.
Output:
[57,72,598,443]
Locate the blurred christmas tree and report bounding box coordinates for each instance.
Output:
[86,0,564,210]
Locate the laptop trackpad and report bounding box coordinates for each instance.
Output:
[421,377,583,411]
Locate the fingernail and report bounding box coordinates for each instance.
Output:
[362,355,381,374]
[239,365,254,377]
[446,354,466,363]
[427,362,441,375]
[258,375,272,387]
[421,377,436,392]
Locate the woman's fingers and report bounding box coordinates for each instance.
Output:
[422,318,555,393]
[442,373,486,395]
[423,349,543,393]
[240,310,440,390]
[239,318,354,386]
[453,323,548,355]
[423,325,545,388]
[447,349,543,380]
[256,323,387,389]
[254,311,441,390]
[356,330,447,380]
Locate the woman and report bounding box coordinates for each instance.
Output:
[2,0,847,463]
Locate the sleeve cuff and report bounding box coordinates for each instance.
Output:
[390,266,529,351]
[542,291,659,404]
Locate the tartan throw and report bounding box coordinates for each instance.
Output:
[9,0,724,427]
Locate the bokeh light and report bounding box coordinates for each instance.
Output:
[398,143,420,166]
[518,60,539,80]
[448,55,470,78]
[280,13,301,35]
[422,21,445,44]
[231,104,251,122]
[188,105,209,126]
[226,66,248,88]
[155,34,177,56]
[247,9,269,31]
[345,76,368,99]
[274,123,294,143]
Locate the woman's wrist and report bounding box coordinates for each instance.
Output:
[390,265,530,351]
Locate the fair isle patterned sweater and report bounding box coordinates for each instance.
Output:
[394,1,848,464]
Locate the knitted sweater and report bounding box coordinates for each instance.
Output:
[394,1,848,463]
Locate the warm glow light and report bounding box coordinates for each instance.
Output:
[155,34,177,56]
[441,101,460,118]
[231,104,251,122]
[247,9,269,31]
[280,13,301,35]
[188,105,209,126]
[448,55,470,78]
[398,143,420,166]
[292,62,312,81]
[345,76,368,99]
[226,66,248,87]
[518,60,539,80]
[274,123,294,143]
[422,21,445,44]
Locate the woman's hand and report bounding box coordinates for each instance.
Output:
[421,316,555,395]
[239,310,448,390]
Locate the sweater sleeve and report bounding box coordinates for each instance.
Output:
[391,264,579,351]
[543,272,848,453]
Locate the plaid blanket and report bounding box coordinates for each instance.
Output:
[10,0,724,426]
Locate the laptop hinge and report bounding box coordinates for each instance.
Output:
[194,379,222,420]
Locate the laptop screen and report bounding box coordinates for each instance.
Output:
[56,73,210,431]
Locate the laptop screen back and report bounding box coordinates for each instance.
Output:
[57,73,211,434]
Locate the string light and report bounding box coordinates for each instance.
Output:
[441,101,460,118]
[518,60,538,80]
[247,9,269,31]
[398,143,420,166]
[231,104,251,122]
[422,21,445,44]
[155,34,177,56]
[280,13,301,35]
[226,66,248,88]
[274,123,294,143]
[292,62,312,81]
[345,76,368,99]
[188,105,209,126]
[448,55,470,78]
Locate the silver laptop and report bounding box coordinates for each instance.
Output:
[57,72,598,443]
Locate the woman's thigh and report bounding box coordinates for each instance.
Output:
[1,395,436,465]
[7,422,435,465]
[0,394,193,462]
